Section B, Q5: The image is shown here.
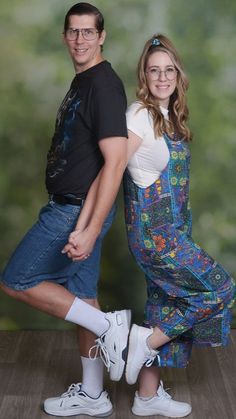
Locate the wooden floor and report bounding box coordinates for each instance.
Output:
[0,330,235,419]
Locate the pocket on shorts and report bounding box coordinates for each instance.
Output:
[39,202,81,235]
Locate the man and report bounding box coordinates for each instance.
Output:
[0,2,129,417]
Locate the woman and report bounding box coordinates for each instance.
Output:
[124,34,235,417]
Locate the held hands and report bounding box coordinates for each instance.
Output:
[62,227,98,261]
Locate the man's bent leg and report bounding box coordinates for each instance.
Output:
[1,281,105,398]
[0,282,109,337]
[0,281,75,319]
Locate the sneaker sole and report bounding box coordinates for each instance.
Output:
[132,405,192,417]
[110,309,131,381]
[44,406,113,417]
[125,324,141,385]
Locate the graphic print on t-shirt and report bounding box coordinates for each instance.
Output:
[45,61,128,197]
[47,88,81,179]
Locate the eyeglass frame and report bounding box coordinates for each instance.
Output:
[146,66,178,81]
[64,27,100,41]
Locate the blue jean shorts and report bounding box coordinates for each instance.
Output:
[1,200,116,299]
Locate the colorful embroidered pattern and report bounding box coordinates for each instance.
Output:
[124,133,235,368]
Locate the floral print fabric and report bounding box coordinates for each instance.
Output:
[124,133,235,368]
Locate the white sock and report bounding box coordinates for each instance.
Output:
[81,356,104,398]
[65,297,109,336]
[139,395,153,401]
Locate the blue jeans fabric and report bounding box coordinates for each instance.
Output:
[1,200,116,298]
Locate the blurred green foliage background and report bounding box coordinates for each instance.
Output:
[0,0,235,330]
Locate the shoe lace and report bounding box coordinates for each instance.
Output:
[61,383,81,398]
[157,381,172,400]
[144,351,161,368]
[89,337,111,371]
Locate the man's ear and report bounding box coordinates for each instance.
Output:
[99,29,106,47]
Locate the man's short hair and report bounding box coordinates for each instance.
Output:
[64,2,104,32]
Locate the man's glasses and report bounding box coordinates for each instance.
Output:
[65,28,99,41]
[146,66,177,81]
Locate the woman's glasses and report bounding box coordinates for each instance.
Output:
[146,66,177,81]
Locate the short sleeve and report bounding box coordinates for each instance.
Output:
[126,102,148,140]
[92,85,128,141]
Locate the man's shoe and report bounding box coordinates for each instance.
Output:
[91,309,131,381]
[132,381,192,417]
[125,324,159,385]
[44,382,113,417]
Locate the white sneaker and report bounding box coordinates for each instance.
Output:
[44,383,113,417]
[125,324,159,385]
[90,309,131,381]
[132,381,192,417]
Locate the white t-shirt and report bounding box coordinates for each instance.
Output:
[126,101,170,188]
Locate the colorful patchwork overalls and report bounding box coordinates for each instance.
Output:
[123,133,235,368]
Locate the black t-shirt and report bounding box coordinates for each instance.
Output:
[46,61,128,198]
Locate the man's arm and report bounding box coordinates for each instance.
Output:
[63,136,127,260]
[75,168,103,232]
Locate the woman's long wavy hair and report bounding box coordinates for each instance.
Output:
[137,34,192,141]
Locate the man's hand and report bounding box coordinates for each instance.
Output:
[62,228,98,261]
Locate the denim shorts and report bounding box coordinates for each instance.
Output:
[0,200,116,299]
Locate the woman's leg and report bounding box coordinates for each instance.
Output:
[138,366,160,397]
[132,365,192,418]
[148,326,171,349]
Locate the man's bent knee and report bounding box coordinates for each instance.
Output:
[0,282,33,302]
[0,283,22,299]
